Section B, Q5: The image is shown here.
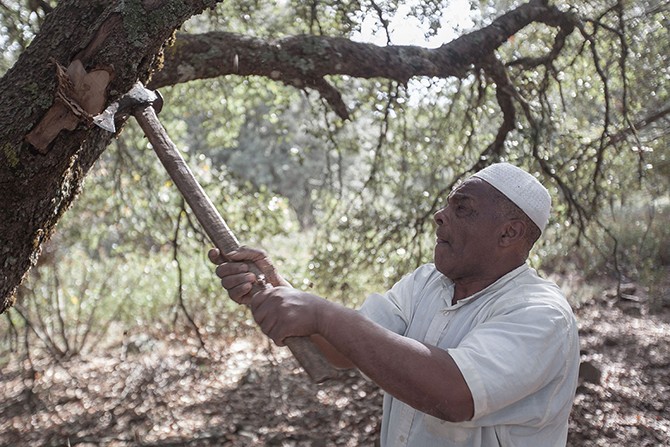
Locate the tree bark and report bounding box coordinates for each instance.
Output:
[0,0,221,313]
[150,0,576,119]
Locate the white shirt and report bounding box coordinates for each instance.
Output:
[358,263,579,447]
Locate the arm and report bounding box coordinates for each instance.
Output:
[250,287,474,422]
[208,247,354,369]
[210,247,474,422]
[329,307,475,422]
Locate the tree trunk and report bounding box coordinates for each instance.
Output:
[0,0,220,313]
[2,0,651,313]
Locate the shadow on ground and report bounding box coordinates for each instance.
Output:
[2,277,669,446]
[1,334,381,447]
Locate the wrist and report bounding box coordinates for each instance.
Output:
[312,296,348,341]
[309,293,330,336]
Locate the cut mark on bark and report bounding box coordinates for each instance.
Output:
[25,59,113,154]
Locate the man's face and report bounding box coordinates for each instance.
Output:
[433,178,503,280]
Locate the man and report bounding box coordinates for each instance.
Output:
[209,163,580,446]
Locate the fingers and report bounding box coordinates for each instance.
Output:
[246,287,319,346]
[254,257,285,287]
[213,262,256,303]
[208,245,293,312]
[233,246,290,287]
[226,246,268,263]
[221,274,255,303]
[209,245,317,347]
[207,248,226,265]
[211,254,254,303]
[214,260,250,278]
[209,246,289,288]
[208,246,267,264]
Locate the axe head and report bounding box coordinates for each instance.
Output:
[93,82,163,133]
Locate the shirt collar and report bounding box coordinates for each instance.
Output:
[440,263,530,310]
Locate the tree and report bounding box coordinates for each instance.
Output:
[0,0,221,313]
[1,0,668,314]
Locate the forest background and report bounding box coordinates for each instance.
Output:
[0,0,668,446]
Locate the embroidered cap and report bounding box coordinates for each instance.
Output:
[472,163,551,233]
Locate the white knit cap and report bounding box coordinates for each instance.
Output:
[472,163,551,233]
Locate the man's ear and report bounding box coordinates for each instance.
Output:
[499,219,526,247]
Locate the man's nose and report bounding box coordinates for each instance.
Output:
[434,207,446,225]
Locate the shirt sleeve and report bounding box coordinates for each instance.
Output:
[358,265,435,336]
[447,289,577,423]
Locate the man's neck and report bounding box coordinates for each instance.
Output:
[452,277,499,304]
[451,262,525,304]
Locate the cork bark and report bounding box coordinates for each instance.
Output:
[0,0,221,313]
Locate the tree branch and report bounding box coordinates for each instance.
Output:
[150,0,580,119]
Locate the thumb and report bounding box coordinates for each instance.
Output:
[207,248,227,264]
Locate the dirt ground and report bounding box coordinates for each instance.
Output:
[1,280,669,447]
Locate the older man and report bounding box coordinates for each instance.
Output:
[209,163,580,447]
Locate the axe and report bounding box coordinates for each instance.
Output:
[94,82,335,383]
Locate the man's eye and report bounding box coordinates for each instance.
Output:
[455,204,472,216]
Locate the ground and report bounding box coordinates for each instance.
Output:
[1,279,669,446]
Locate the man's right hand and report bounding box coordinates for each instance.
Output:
[207,246,290,305]
[209,246,356,370]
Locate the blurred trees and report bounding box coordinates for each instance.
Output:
[0,0,668,350]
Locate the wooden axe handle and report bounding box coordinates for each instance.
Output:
[134,105,335,383]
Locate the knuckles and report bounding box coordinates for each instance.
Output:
[215,262,249,278]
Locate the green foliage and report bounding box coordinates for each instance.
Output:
[183,0,370,37]
[1,0,668,359]
[0,0,55,73]
[601,198,669,282]
[0,95,306,361]
[538,195,670,307]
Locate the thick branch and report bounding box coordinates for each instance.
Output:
[472,55,518,172]
[151,0,579,118]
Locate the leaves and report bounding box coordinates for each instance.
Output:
[2,287,670,445]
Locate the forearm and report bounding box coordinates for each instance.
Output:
[316,300,474,422]
[310,334,356,369]
[236,280,473,420]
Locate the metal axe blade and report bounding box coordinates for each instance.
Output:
[92,82,161,133]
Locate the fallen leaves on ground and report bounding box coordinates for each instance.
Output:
[1,281,669,446]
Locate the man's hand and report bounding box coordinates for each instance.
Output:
[248,286,325,346]
[208,246,325,345]
[207,246,290,305]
